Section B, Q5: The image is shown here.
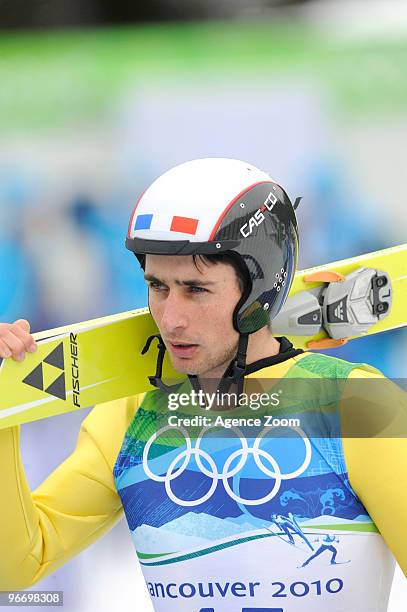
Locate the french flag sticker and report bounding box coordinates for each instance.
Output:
[134,214,199,235]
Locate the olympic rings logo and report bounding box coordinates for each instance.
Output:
[142,424,312,507]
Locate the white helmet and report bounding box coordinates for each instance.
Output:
[126,158,300,389]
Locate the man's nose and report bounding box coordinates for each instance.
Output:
[160,293,188,333]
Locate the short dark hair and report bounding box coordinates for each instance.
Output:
[139,252,249,294]
[192,253,248,294]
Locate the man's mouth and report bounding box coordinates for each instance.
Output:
[168,342,199,358]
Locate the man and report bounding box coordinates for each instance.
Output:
[0,158,405,611]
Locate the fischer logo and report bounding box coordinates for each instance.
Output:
[22,342,66,400]
[240,191,277,238]
[22,334,80,406]
[70,333,81,407]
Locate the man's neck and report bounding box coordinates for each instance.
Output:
[197,328,280,393]
[245,327,281,366]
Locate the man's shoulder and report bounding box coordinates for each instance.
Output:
[81,393,146,440]
[78,393,148,471]
[259,350,384,379]
[81,382,183,433]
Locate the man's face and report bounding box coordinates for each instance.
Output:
[144,254,242,377]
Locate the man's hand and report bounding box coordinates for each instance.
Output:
[0,320,38,362]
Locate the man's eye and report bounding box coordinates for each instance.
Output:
[189,286,207,293]
[149,281,166,291]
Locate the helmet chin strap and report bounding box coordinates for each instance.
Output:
[141,334,175,394]
[142,332,249,400]
[216,333,249,397]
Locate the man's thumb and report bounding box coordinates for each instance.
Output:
[15,319,31,332]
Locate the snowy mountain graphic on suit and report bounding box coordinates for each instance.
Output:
[132,511,267,554]
[162,511,268,538]
[132,511,373,554]
[131,523,209,554]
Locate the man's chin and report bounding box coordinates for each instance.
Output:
[168,354,200,376]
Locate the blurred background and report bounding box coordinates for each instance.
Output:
[1,0,406,610]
